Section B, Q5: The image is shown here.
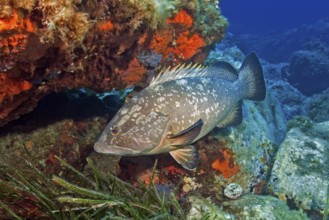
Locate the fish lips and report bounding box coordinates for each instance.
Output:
[94,142,136,156]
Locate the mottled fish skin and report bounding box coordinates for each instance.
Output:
[145,76,240,151]
[94,52,266,170]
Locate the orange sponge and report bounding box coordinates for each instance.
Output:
[99,20,114,31]
[117,58,146,85]
[166,10,193,28]
[150,10,205,60]
[0,10,35,55]
[168,31,205,60]
[212,148,240,178]
[0,10,34,32]
[0,73,32,102]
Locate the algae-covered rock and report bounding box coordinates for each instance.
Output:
[0,91,121,175]
[268,120,329,213]
[187,195,234,220]
[223,194,309,220]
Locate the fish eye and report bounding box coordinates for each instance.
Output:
[110,126,120,135]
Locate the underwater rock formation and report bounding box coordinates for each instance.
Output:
[286,49,329,96]
[0,91,122,174]
[269,80,308,120]
[222,194,309,219]
[0,0,227,127]
[186,195,233,220]
[236,17,329,63]
[261,60,309,120]
[269,120,329,213]
[186,194,309,219]
[205,45,245,69]
[307,88,329,123]
[236,32,329,94]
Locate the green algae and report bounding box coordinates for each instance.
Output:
[120,0,180,30]
[191,0,227,42]
[186,195,233,220]
[287,116,313,133]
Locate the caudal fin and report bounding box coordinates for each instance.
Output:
[238,52,266,101]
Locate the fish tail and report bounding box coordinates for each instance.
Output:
[238,52,266,101]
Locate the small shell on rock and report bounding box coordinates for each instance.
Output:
[224,183,243,199]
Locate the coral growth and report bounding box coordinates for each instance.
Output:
[0,0,36,17]
[169,31,205,60]
[192,0,227,42]
[99,20,114,31]
[150,10,205,61]
[117,0,179,30]
[166,10,193,28]
[150,30,174,56]
[0,0,227,126]
[116,58,147,86]
[0,73,32,112]
[0,10,35,55]
[0,10,34,32]
[38,0,90,47]
[10,0,37,12]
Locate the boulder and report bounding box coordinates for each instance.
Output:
[0,90,122,175]
[223,194,309,220]
[268,120,329,213]
[237,18,329,63]
[286,50,329,95]
[269,80,308,120]
[186,194,309,219]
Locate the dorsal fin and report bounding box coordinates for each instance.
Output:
[207,61,238,81]
[149,63,208,87]
[149,61,239,87]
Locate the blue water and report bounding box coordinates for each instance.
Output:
[221,0,329,34]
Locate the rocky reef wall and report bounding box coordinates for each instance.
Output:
[0,0,227,127]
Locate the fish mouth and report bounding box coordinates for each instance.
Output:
[94,142,136,156]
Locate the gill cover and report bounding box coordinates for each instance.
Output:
[94,111,169,155]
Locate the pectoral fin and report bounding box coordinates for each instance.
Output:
[166,119,203,146]
[169,145,198,170]
[217,101,243,128]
